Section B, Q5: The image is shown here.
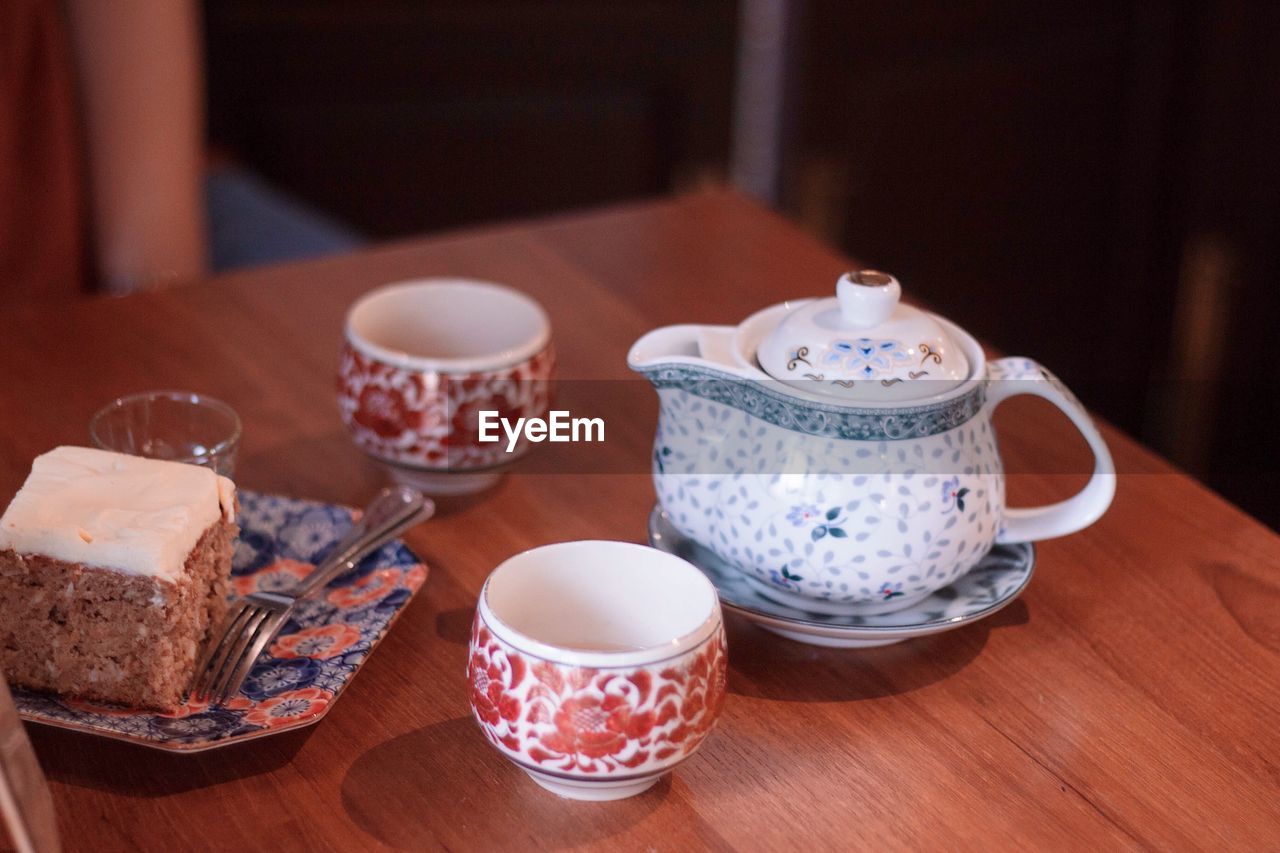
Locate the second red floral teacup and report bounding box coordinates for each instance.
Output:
[469,540,727,800]
[338,278,554,495]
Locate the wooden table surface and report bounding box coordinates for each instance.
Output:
[2,189,1277,851]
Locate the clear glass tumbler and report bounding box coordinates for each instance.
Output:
[89,390,242,477]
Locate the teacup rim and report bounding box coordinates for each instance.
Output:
[345,277,551,373]
[478,540,722,669]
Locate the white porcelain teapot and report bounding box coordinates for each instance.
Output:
[628,271,1115,615]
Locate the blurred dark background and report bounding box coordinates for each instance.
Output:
[202,0,1278,528]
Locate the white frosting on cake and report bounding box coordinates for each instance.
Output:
[0,446,236,580]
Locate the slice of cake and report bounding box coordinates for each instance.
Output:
[0,446,237,710]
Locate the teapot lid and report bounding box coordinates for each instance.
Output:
[756,271,970,400]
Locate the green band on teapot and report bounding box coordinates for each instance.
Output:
[640,365,985,440]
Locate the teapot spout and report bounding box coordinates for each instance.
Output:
[627,325,759,380]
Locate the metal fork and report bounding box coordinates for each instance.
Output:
[190,485,434,705]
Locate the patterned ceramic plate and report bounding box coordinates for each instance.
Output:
[14,491,428,752]
[648,505,1032,648]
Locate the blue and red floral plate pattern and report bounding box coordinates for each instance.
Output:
[14,491,428,752]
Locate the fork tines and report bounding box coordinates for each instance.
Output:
[189,600,288,705]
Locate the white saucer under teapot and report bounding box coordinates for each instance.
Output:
[628,270,1115,616]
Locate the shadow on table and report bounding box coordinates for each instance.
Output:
[724,599,1030,703]
[341,716,731,850]
[238,431,507,516]
[434,607,475,646]
[27,722,313,795]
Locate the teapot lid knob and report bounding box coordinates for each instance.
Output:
[837,270,900,328]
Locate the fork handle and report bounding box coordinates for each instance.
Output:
[293,486,434,599]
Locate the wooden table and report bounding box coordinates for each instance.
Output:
[2,190,1277,850]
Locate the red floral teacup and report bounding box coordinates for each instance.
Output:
[469,540,727,800]
[338,278,554,495]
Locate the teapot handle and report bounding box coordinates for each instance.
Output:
[988,357,1116,543]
